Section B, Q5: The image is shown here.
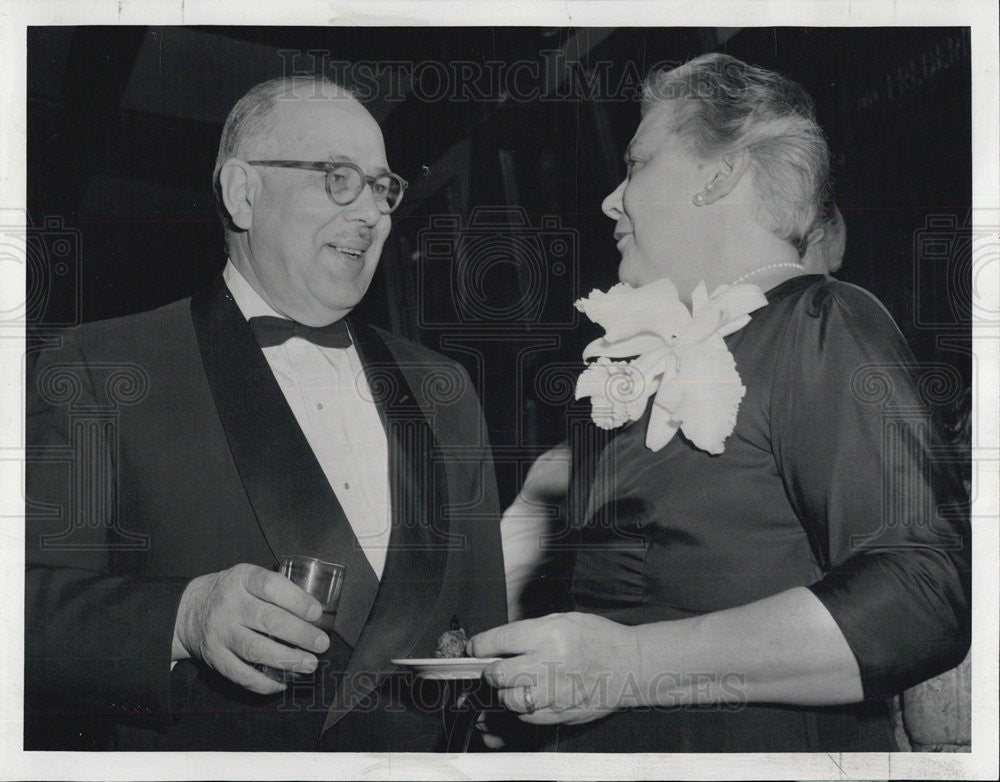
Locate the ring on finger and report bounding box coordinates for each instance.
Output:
[522,684,537,714]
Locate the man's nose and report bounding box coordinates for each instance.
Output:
[602,179,625,219]
[345,183,383,226]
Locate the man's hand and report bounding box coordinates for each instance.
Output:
[172,563,331,694]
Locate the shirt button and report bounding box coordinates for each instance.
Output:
[344,482,350,490]
[317,403,324,410]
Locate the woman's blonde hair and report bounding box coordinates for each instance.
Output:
[643,53,831,252]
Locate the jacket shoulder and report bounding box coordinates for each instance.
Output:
[73,297,192,337]
[64,297,194,357]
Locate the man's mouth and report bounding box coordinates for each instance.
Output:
[330,245,366,259]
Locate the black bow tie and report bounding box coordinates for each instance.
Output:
[248,315,353,349]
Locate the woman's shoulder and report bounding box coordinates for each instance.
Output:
[763,274,901,332]
[751,274,912,373]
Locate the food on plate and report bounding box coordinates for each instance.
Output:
[434,615,469,659]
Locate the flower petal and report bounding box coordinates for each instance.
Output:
[582,333,666,360]
[575,356,655,429]
[575,278,691,342]
[690,281,709,312]
[575,357,614,401]
[663,342,746,454]
[631,346,674,380]
[645,403,680,451]
[575,278,757,455]
[692,283,767,337]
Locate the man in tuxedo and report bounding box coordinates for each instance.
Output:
[25,76,506,751]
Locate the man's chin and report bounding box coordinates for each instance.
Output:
[317,287,370,322]
[279,292,362,327]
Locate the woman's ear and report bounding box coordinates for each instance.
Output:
[219,159,258,231]
[700,148,751,205]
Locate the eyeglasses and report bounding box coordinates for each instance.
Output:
[247,160,409,214]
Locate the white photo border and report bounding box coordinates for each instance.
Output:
[2,1,996,780]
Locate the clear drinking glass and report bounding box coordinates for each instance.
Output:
[257,556,346,682]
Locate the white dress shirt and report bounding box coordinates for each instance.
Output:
[223,261,391,579]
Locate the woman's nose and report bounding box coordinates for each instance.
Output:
[602,179,625,219]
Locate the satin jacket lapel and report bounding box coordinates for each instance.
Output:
[322,320,451,734]
[190,276,378,648]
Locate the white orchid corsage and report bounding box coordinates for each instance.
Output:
[574,278,768,454]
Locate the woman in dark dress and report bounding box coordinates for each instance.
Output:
[471,53,970,752]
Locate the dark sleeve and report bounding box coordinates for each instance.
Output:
[769,282,970,699]
[25,331,188,733]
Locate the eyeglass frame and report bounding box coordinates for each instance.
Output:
[246,160,409,214]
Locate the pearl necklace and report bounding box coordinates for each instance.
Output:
[730,262,804,286]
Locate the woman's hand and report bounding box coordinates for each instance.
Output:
[469,612,641,725]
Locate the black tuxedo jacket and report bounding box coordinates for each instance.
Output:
[25,276,506,751]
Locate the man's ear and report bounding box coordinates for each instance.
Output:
[219,159,257,230]
[700,148,751,205]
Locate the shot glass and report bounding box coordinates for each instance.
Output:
[280,555,346,633]
[257,555,346,682]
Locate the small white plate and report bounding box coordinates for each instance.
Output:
[391,657,500,680]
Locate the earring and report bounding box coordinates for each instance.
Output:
[692,192,706,206]
[704,181,715,192]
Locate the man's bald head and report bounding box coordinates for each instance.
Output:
[212,76,359,235]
